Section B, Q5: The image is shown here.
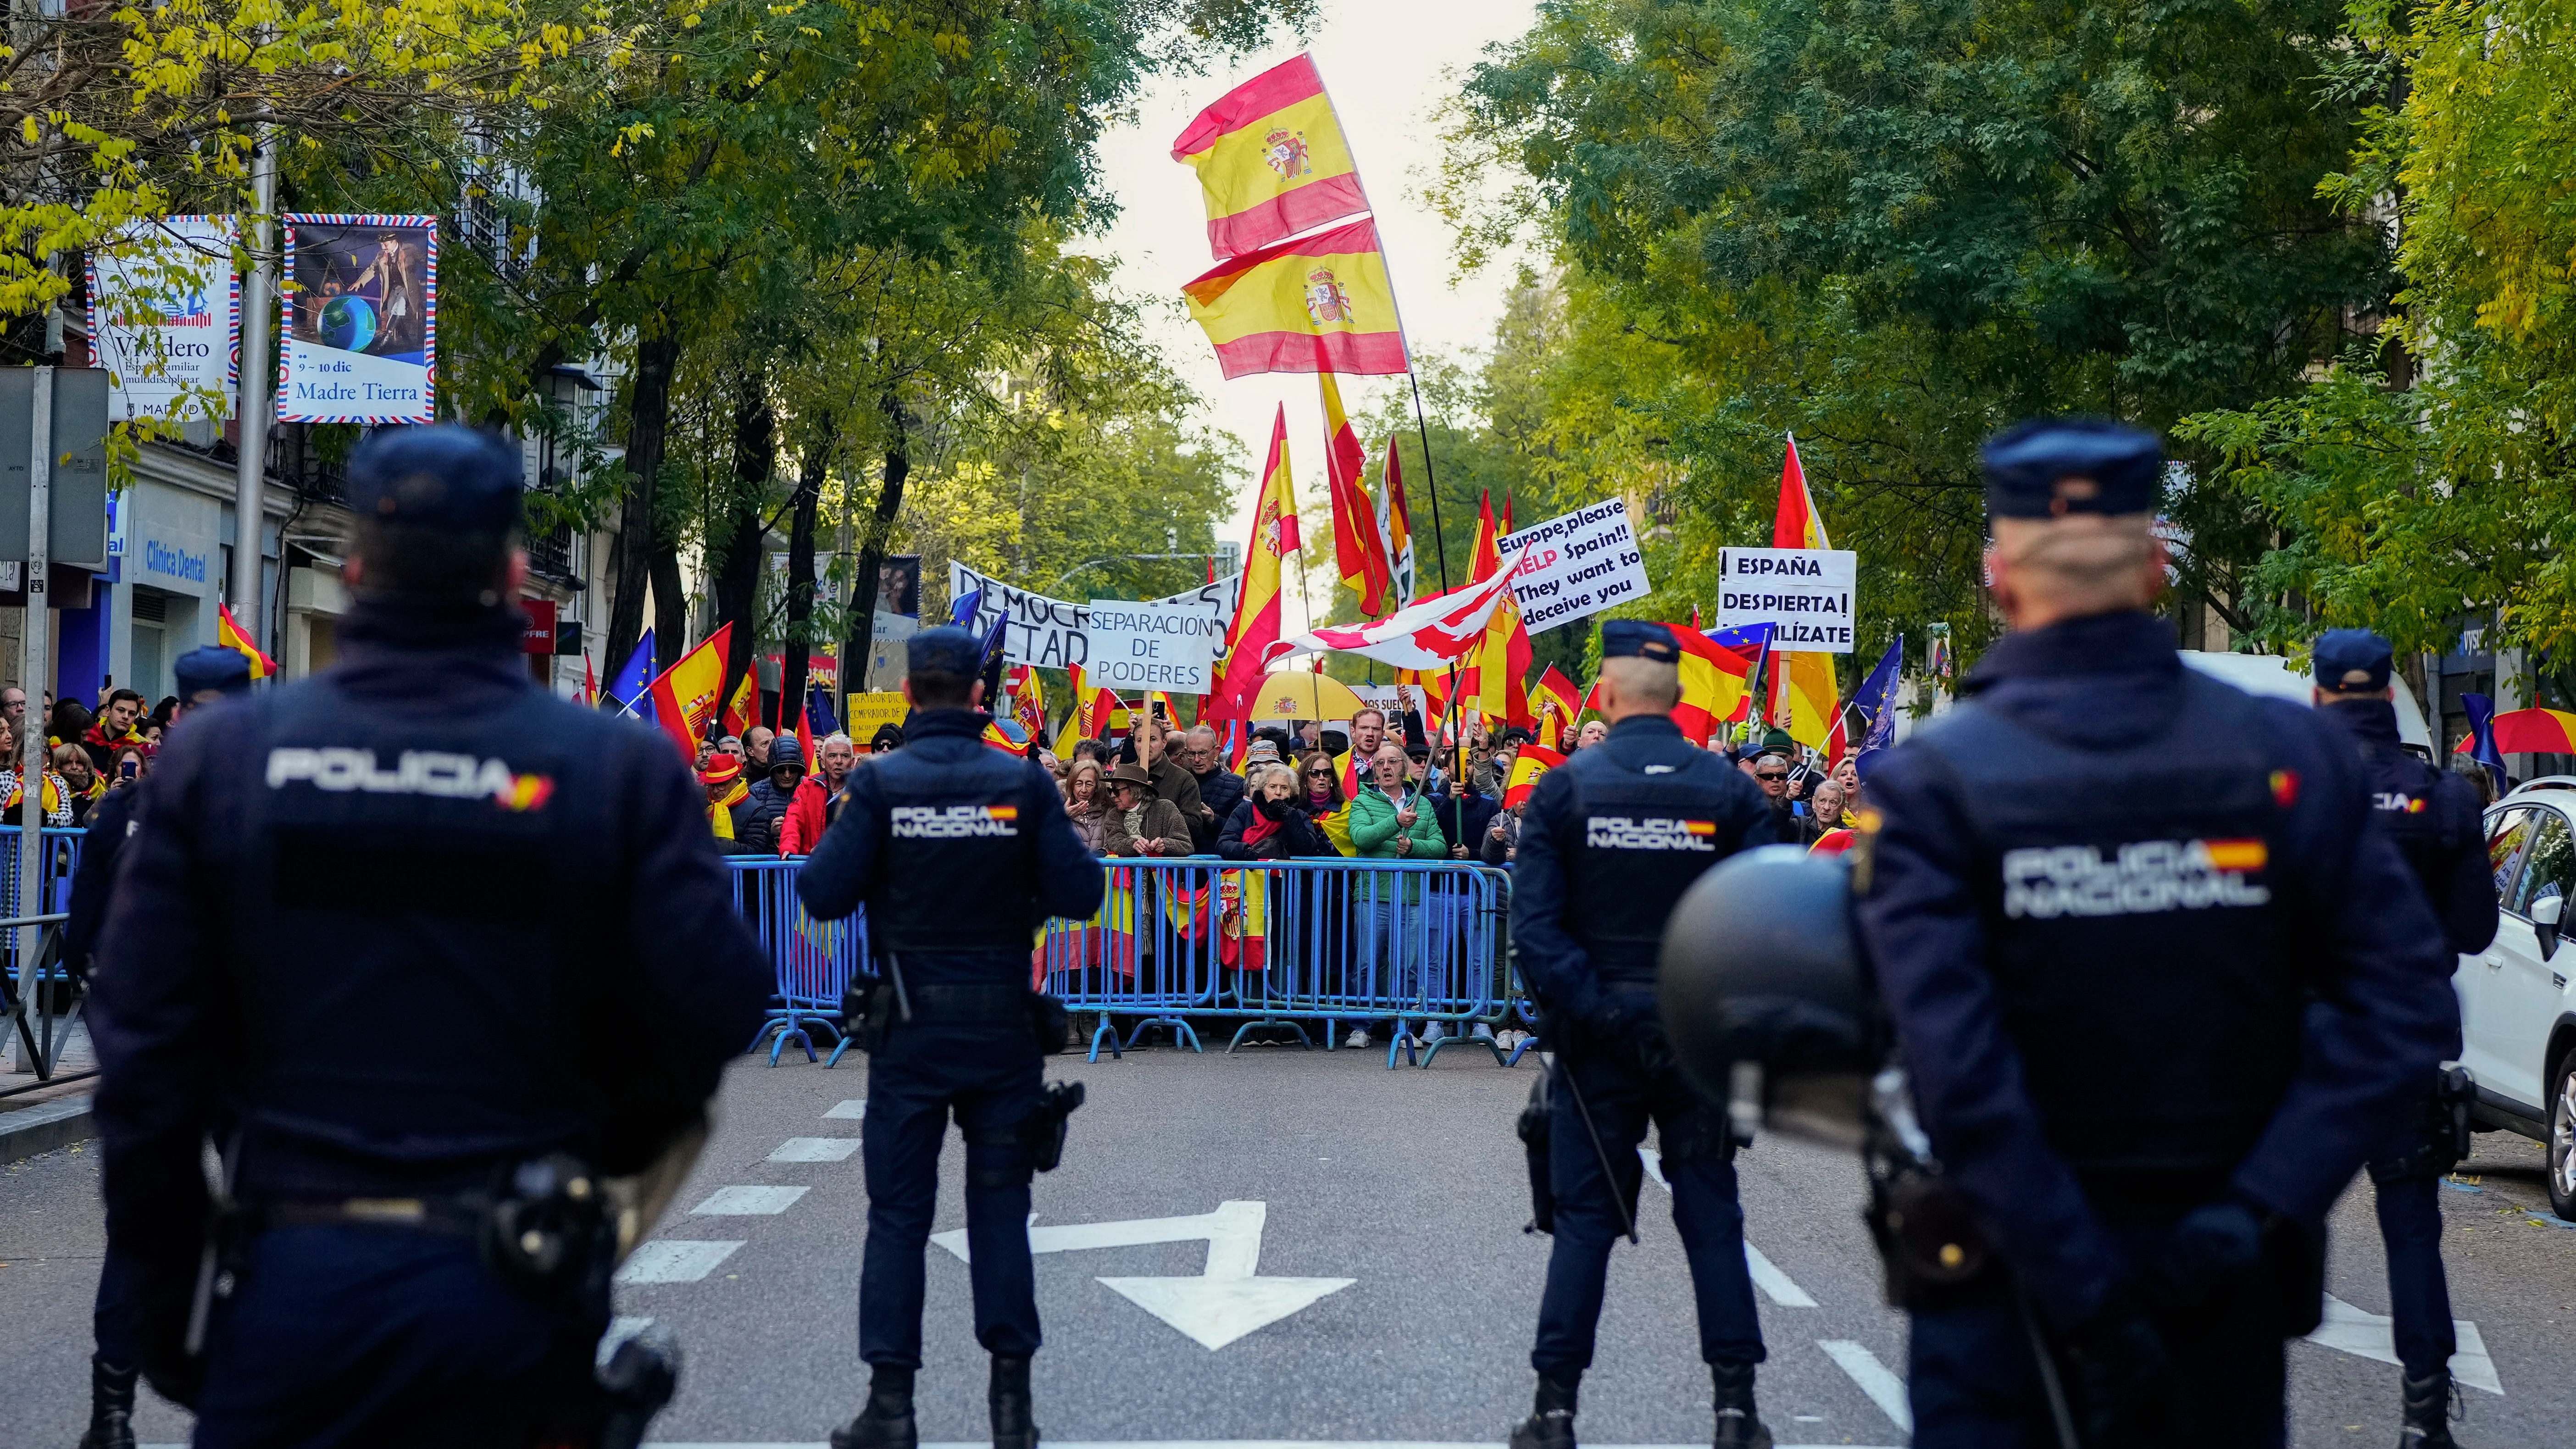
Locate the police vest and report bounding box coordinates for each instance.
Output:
[1911,673,2308,1174]
[2360,743,2466,900]
[1554,748,1750,986]
[235,677,603,1174]
[865,742,1046,955]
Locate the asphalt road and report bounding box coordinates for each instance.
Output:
[4,1043,2573,1447]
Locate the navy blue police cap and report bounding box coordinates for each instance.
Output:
[172,645,253,699]
[1980,418,2163,520]
[345,425,524,532]
[908,625,983,677]
[1600,619,1680,663]
[2313,628,2394,693]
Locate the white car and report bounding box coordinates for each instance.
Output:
[2460,777,2576,1218]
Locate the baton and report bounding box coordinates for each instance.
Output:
[1552,1050,1639,1245]
[2012,1277,2081,1449]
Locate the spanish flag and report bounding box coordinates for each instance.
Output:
[1767,435,1841,750]
[721,670,758,739]
[1533,665,1582,740]
[1182,219,1409,379]
[1209,409,1299,722]
[216,603,277,680]
[1673,628,1761,744]
[1458,493,1532,727]
[1321,373,1392,616]
[1171,54,1371,260]
[1503,743,1566,809]
[1378,433,1416,607]
[649,622,733,760]
[1055,662,1094,758]
[1009,664,1048,745]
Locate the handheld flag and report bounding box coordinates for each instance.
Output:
[1209,408,1300,722]
[648,623,733,758]
[579,652,598,710]
[216,604,277,680]
[1009,664,1048,745]
[1854,639,1904,761]
[1534,666,1582,740]
[1266,561,1527,672]
[1378,434,1417,606]
[1672,626,1765,743]
[1181,218,1409,378]
[1459,493,1533,727]
[2456,693,2506,788]
[1765,434,1839,749]
[1503,743,1566,809]
[1171,54,1370,260]
[949,584,984,629]
[721,670,758,739]
[1321,373,1392,616]
[605,630,656,713]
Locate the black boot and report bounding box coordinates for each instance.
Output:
[2398,1369,2458,1449]
[1509,1371,1580,1449]
[78,1357,136,1449]
[990,1354,1039,1449]
[1711,1360,1773,1449]
[830,1365,918,1449]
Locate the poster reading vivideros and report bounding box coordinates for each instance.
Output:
[88,217,238,421]
[278,214,438,423]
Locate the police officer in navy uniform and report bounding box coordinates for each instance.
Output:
[89,426,772,1447]
[1508,620,1781,1449]
[2313,628,2496,1449]
[1854,420,2457,1447]
[67,645,252,1449]
[797,625,1103,1449]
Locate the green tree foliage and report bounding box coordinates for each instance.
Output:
[1442,0,2394,662]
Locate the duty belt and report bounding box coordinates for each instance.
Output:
[904,983,1030,1024]
[259,1194,487,1235]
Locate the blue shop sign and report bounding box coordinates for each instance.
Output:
[142,537,210,583]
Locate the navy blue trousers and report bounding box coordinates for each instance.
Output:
[192,1224,577,1449]
[93,1243,141,1368]
[2371,1148,2456,1378]
[1531,1044,1764,1376]
[860,1022,1044,1368]
[1907,1197,2286,1449]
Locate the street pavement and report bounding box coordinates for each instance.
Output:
[4,1041,2574,1447]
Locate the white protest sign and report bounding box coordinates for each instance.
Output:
[87,217,238,421]
[949,561,1242,671]
[1085,598,1221,693]
[1499,499,1654,633]
[1716,548,1858,652]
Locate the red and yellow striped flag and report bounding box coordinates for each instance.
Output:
[1182,218,1409,379]
[1321,373,1391,616]
[1459,494,1532,727]
[1503,743,1565,809]
[1767,435,1841,750]
[1171,54,1370,260]
[649,623,733,760]
[216,603,277,680]
[721,670,757,739]
[1209,409,1299,721]
[1378,433,1416,606]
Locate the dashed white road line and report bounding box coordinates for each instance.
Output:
[616,1240,744,1284]
[1817,1339,1912,1434]
[824,1099,868,1120]
[693,1185,811,1215]
[770,1137,860,1162]
[1637,1147,1817,1309]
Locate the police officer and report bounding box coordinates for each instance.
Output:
[1854,420,2457,1447]
[2313,628,2496,1449]
[89,426,772,1446]
[67,645,251,1449]
[797,626,1103,1449]
[1508,620,1781,1449]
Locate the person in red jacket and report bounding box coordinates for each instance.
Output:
[779,731,857,856]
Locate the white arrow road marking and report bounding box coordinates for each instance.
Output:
[1818,1339,1912,1433]
[769,1137,859,1162]
[824,1099,868,1120]
[2305,1294,2503,1394]
[1637,1147,1817,1308]
[933,1200,1354,1350]
[616,1240,743,1284]
[692,1185,809,1215]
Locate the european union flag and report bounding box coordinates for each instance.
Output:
[1854,638,1905,756]
[604,630,656,715]
[2460,692,2506,791]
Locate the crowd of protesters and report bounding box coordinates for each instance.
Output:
[0,683,175,829]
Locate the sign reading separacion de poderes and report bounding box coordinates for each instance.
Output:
[278,213,438,424]
[949,561,1243,671]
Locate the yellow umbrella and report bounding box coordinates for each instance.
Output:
[1244,671,1369,721]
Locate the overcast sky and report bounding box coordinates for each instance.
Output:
[1070,0,1541,632]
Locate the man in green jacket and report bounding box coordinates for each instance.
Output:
[1349,743,1448,1042]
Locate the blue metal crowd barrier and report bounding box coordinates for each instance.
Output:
[0,826,88,1087]
[720,855,1521,1070]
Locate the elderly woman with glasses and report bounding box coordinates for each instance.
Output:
[1295,750,1355,856]
[1217,761,1329,861]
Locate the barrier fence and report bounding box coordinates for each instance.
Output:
[724,855,1522,1070]
[1,827,87,1092]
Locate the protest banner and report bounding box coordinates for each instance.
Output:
[845,691,910,746]
[1499,499,1653,633]
[1085,598,1221,693]
[87,217,237,421]
[1716,546,1857,651]
[948,561,1242,670]
[278,214,437,423]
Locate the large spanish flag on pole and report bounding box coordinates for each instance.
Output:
[1766,435,1841,750]
[650,622,733,759]
[216,603,278,680]
[1321,373,1392,616]
[1210,409,1299,722]
[1171,54,1371,260]
[1182,218,1410,379]
[1378,433,1417,607]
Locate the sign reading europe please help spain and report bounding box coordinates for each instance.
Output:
[1716,547,1858,652]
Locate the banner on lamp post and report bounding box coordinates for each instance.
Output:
[87,217,239,422]
[278,214,438,424]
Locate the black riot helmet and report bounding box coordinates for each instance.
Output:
[1658,844,1884,1147]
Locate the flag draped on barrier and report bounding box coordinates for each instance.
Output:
[1766,436,1840,749]
[1171,53,1370,261]
[1181,218,1409,379]
[650,623,733,757]
[1209,410,1299,722]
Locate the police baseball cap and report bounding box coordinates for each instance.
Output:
[172,645,253,700]
[1980,419,2163,520]
[1601,620,1680,662]
[908,625,983,677]
[344,425,524,532]
[2314,628,2394,693]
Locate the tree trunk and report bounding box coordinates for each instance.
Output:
[845,392,911,702]
[780,413,831,741]
[711,367,776,724]
[602,329,682,697]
